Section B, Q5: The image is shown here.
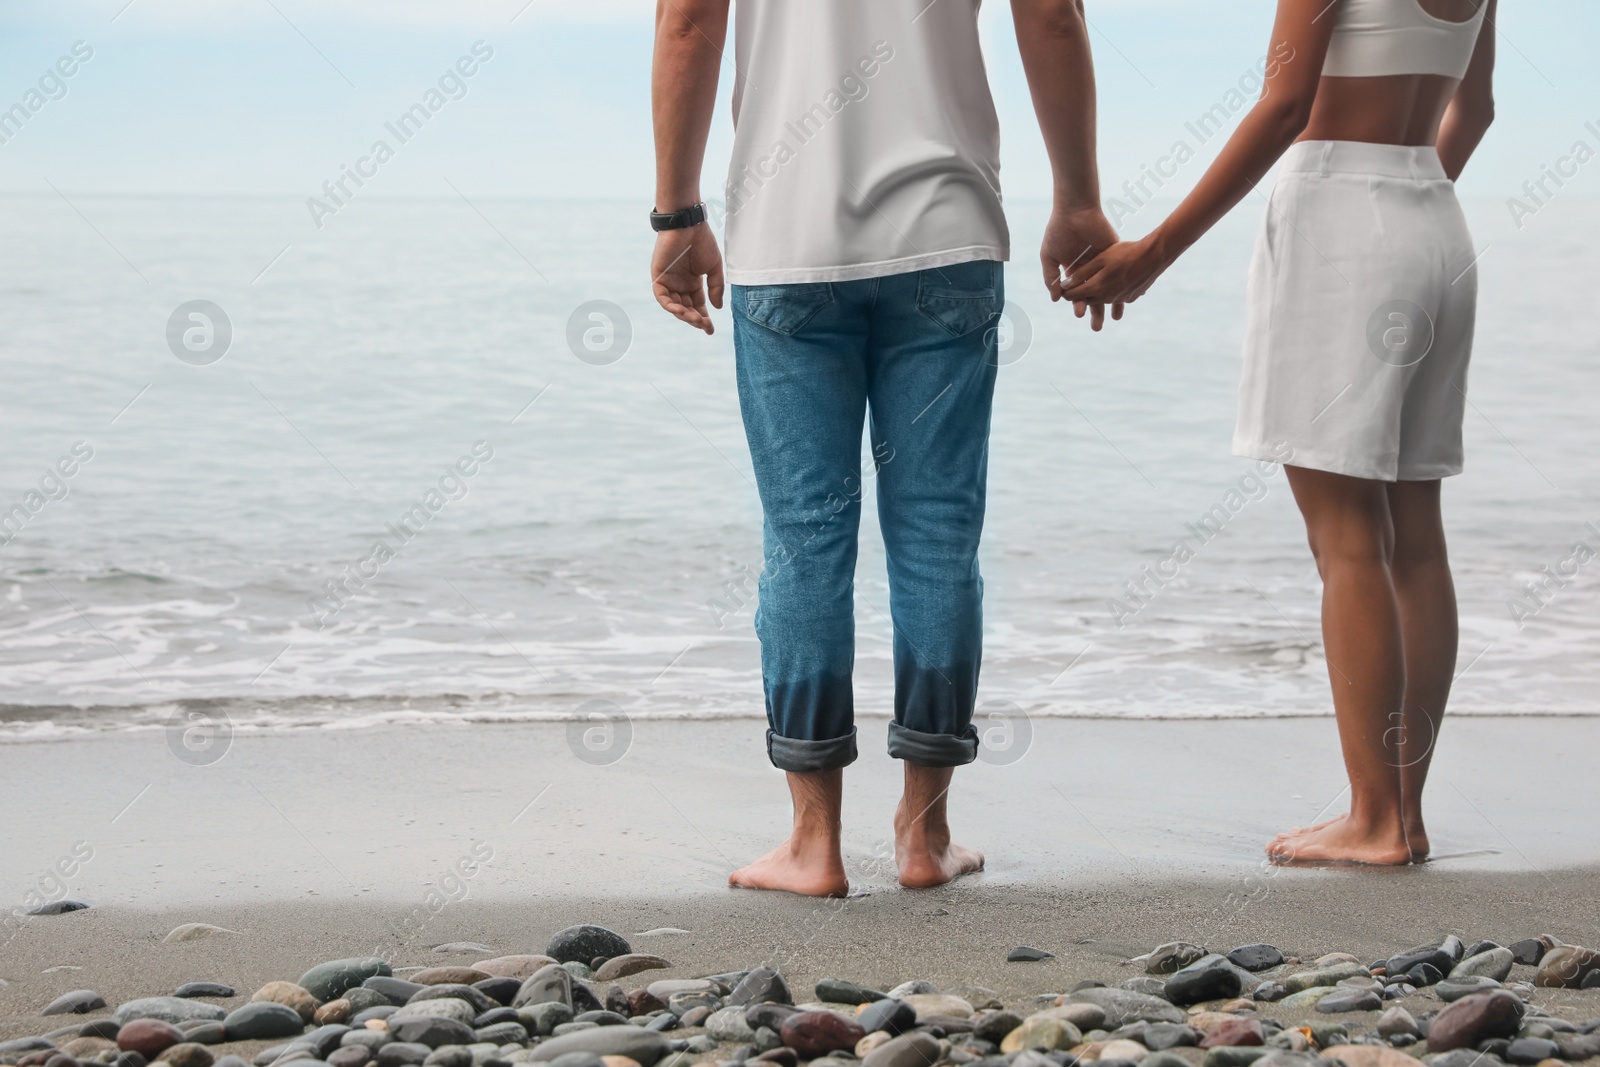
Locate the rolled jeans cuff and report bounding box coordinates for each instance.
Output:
[886,721,979,767]
[767,727,858,772]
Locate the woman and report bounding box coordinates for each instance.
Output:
[1064,0,1497,864]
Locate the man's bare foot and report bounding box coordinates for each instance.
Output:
[895,831,985,888]
[1265,813,1412,866]
[729,835,849,897]
[728,767,848,896]
[894,762,984,889]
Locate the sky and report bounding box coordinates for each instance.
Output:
[1,0,1597,220]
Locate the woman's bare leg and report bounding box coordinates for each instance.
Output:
[1384,479,1456,860]
[1268,466,1411,865]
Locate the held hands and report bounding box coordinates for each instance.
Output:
[1041,204,1125,331]
[1060,232,1173,308]
[651,223,725,335]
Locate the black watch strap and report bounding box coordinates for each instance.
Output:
[650,203,707,232]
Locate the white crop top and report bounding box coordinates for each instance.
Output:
[1322,0,1487,79]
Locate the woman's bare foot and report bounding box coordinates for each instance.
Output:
[893,762,984,889]
[729,767,849,896]
[729,834,849,896]
[1265,812,1412,866]
[1402,815,1431,862]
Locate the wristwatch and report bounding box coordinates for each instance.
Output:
[650,203,707,232]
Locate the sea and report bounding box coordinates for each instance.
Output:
[2,192,1596,741]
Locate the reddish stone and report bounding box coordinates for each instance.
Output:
[117,1020,186,1057]
[1427,990,1524,1053]
[780,1011,868,1058]
[1199,1019,1265,1048]
[627,989,667,1016]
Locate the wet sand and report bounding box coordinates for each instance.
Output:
[2,717,1598,1041]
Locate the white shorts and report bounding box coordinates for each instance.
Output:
[1234,140,1479,482]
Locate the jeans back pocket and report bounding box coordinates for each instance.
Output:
[739,283,834,337]
[915,260,1000,337]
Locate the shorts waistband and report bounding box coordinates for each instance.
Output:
[1280,140,1448,181]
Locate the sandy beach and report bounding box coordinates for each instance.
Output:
[4,717,1599,1046]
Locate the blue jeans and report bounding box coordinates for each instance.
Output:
[731,259,1003,772]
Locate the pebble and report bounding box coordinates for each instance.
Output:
[1199,1019,1264,1048]
[1276,988,1337,1010]
[1426,989,1525,1052]
[1120,977,1170,999]
[179,1024,225,1046]
[1145,1022,1200,1050]
[704,1007,756,1044]
[1374,1006,1418,1038]
[411,970,493,988]
[1535,945,1600,988]
[1199,1047,1269,1067]
[860,1032,940,1067]
[251,983,318,1024]
[1450,948,1515,983]
[547,927,631,967]
[326,1050,369,1067]
[1143,1053,1192,1067]
[223,1003,306,1042]
[998,1016,1080,1053]
[729,969,791,1008]
[60,1038,117,1057]
[43,992,107,1016]
[409,986,497,1016]
[854,1000,916,1037]
[174,985,236,1001]
[301,961,394,1003]
[1148,943,1210,976]
[118,1022,186,1057]
[898,994,972,1021]
[377,1043,432,1067]
[365,980,426,1008]
[388,1019,476,1050]
[161,926,238,945]
[1007,947,1055,963]
[591,957,670,983]
[526,1029,667,1066]
[80,1021,122,1040]
[1504,1038,1559,1065]
[1438,976,1504,1001]
[473,959,559,980]
[1314,988,1383,1014]
[1508,939,1550,967]
[1229,946,1286,973]
[1167,957,1246,1006]
[23,901,91,915]
[885,981,938,998]
[157,1043,213,1067]
[1318,1046,1421,1067]
[113,1000,228,1027]
[511,967,573,1011]
[393,1001,477,1027]
[316,1003,352,1027]
[1067,988,1185,1027]
[1283,963,1368,994]
[814,979,885,1006]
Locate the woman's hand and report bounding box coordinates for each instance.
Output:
[1061,233,1173,306]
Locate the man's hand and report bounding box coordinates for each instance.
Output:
[1041,204,1124,332]
[651,223,725,335]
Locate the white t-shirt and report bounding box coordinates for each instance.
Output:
[722,0,1009,285]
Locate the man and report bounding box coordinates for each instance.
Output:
[650,0,1118,896]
